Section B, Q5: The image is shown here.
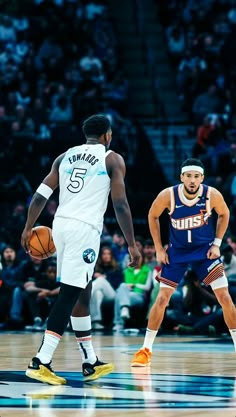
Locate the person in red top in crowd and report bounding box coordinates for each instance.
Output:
[193,115,215,158]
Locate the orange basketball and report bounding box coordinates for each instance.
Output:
[29,226,56,259]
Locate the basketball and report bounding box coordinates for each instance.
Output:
[29,226,56,259]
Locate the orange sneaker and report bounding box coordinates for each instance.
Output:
[131,347,152,367]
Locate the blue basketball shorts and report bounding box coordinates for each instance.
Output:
[159,244,224,288]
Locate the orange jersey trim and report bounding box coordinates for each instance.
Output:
[203,264,225,286]
[45,330,62,339]
[158,276,178,289]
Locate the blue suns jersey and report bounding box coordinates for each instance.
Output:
[168,184,214,249]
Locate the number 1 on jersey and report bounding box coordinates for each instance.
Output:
[187,230,192,243]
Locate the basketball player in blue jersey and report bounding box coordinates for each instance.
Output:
[21,114,141,384]
[131,158,236,366]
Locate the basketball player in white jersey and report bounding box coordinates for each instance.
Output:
[21,114,141,385]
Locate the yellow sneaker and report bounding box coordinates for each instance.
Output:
[26,357,67,385]
[83,357,114,381]
[131,347,152,367]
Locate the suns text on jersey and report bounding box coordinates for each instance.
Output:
[170,213,209,230]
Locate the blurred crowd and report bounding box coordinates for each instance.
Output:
[0,230,157,332]
[160,0,236,123]
[0,0,140,248]
[2,226,236,337]
[159,0,236,236]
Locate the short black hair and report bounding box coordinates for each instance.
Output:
[143,239,154,247]
[135,235,144,245]
[181,158,204,170]
[82,114,111,138]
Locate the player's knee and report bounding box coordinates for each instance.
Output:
[155,293,171,309]
[216,290,232,307]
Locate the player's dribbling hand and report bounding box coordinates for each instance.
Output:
[128,245,141,268]
[207,244,220,260]
[21,227,33,254]
[156,247,169,264]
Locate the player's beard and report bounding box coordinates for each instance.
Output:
[183,184,200,196]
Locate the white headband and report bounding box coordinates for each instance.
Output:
[181,165,204,175]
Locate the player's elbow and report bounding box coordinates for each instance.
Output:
[148,208,156,224]
[220,207,230,221]
[112,198,129,212]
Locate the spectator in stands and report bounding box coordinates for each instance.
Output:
[90,246,124,330]
[79,47,103,74]
[31,97,48,131]
[165,269,220,336]
[111,230,129,269]
[15,80,31,108]
[72,74,101,123]
[15,104,27,130]
[0,245,24,327]
[167,26,185,65]
[49,96,73,123]
[12,256,47,326]
[34,36,63,71]
[192,85,223,125]
[84,1,106,21]
[142,239,158,270]
[1,203,28,253]
[226,235,236,255]
[192,114,215,157]
[113,254,153,332]
[0,15,16,43]
[24,260,60,331]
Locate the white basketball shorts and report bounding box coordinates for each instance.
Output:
[52,217,101,288]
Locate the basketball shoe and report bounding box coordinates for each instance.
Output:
[131,347,152,367]
[83,357,114,381]
[26,357,67,385]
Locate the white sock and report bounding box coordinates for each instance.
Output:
[143,328,158,351]
[76,336,96,364]
[229,329,236,351]
[36,332,61,364]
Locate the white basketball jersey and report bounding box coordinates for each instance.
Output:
[55,144,111,233]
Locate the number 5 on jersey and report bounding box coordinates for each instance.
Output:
[67,168,87,193]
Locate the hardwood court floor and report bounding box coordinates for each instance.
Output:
[1,330,236,416]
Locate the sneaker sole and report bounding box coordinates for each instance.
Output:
[84,363,115,381]
[26,368,67,385]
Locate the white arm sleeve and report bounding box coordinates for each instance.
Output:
[36,183,53,199]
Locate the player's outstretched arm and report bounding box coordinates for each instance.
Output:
[106,152,141,268]
[21,154,64,253]
[148,188,170,264]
